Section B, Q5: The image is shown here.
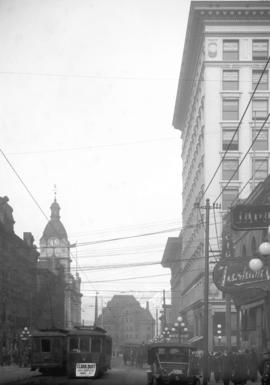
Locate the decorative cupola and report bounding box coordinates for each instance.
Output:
[50,199,60,220]
[41,198,67,241]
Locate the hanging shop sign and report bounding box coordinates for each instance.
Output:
[213,257,270,293]
[230,204,270,231]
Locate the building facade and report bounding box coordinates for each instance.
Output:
[0,196,39,361]
[98,295,155,354]
[39,198,82,328]
[220,175,270,352]
[163,1,270,350]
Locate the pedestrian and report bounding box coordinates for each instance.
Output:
[123,350,128,365]
[213,352,223,382]
[221,352,232,385]
[231,351,248,385]
[248,349,258,382]
[130,349,135,366]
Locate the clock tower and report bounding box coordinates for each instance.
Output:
[39,198,82,328]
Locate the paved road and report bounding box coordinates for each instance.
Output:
[4,366,147,385]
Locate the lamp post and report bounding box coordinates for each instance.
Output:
[162,327,170,342]
[20,327,31,367]
[174,316,187,343]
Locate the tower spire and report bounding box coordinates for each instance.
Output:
[54,184,57,201]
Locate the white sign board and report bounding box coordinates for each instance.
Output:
[76,362,96,377]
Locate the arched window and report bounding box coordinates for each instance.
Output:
[262,229,268,242]
[251,237,257,255]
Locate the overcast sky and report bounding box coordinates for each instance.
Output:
[0,0,191,322]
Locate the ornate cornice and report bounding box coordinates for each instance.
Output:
[173,1,270,132]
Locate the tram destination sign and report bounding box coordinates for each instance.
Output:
[231,204,270,231]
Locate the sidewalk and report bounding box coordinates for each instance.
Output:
[0,364,39,384]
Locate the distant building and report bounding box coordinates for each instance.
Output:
[163,0,270,350]
[39,198,82,328]
[0,196,39,358]
[98,295,155,354]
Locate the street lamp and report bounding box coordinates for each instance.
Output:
[249,227,270,272]
[20,327,31,341]
[173,318,187,343]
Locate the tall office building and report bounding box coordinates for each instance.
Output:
[162,1,270,350]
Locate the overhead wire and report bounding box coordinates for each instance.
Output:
[229,156,270,208]
[213,113,270,205]
[199,56,270,204]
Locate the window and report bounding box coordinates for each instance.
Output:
[223,70,239,90]
[253,158,268,181]
[222,159,239,180]
[80,336,90,352]
[251,237,257,255]
[32,339,41,352]
[222,99,239,120]
[91,337,101,353]
[223,40,239,61]
[69,337,79,352]
[252,70,268,91]
[252,99,268,120]
[41,339,51,353]
[222,128,239,151]
[252,40,268,61]
[52,338,61,350]
[222,188,239,211]
[252,129,268,151]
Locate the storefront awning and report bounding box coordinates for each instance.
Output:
[188,335,203,345]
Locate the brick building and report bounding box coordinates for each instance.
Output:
[98,295,155,354]
[0,196,38,360]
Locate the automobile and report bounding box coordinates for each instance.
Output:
[146,342,201,385]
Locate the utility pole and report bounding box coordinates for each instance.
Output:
[163,290,166,330]
[156,308,159,336]
[203,198,210,385]
[196,199,219,385]
[94,292,98,326]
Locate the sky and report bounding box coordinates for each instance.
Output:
[0,0,191,323]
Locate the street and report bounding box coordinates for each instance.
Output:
[4,363,148,385]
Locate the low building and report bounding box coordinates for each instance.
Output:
[98,295,155,354]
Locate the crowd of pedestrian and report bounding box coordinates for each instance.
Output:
[207,349,259,385]
[0,345,31,368]
[122,345,147,368]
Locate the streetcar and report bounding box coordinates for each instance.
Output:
[30,329,68,375]
[66,325,112,378]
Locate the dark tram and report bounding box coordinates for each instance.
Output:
[30,325,112,379]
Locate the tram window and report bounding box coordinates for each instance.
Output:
[69,337,79,352]
[105,340,112,354]
[80,337,90,352]
[41,339,51,353]
[32,339,40,352]
[91,337,101,353]
[52,338,61,350]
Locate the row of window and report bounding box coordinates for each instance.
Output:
[222,158,268,181]
[223,128,269,151]
[223,39,269,61]
[222,98,269,121]
[223,69,269,91]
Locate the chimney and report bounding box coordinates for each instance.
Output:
[23,232,34,247]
